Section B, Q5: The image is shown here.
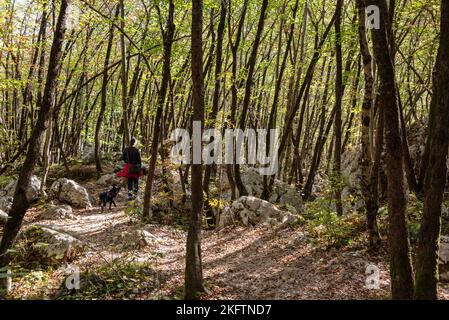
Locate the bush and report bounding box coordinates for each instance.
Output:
[56,260,157,300]
[304,198,365,248]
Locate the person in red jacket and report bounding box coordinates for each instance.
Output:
[116,138,144,200]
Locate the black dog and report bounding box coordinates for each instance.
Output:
[99,186,121,213]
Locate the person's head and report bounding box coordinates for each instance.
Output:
[130,137,137,147]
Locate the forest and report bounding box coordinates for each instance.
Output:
[0,0,449,301]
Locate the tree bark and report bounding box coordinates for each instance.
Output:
[357,0,380,248]
[369,0,414,300]
[203,0,227,226]
[333,0,344,216]
[414,0,449,300]
[185,0,206,300]
[119,0,130,147]
[95,6,118,174]
[142,0,175,221]
[234,0,268,197]
[0,0,71,291]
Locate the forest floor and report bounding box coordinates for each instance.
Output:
[3,167,449,300]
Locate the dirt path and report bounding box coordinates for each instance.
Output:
[15,193,449,300]
[20,204,393,300]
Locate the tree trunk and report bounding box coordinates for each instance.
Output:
[185,0,206,300]
[119,0,130,147]
[95,6,118,174]
[0,0,71,291]
[142,0,175,221]
[333,0,344,216]
[234,0,268,197]
[203,0,227,226]
[369,0,414,300]
[414,0,449,300]
[227,0,248,200]
[357,0,380,248]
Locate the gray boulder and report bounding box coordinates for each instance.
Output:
[50,178,92,208]
[4,175,41,202]
[119,228,162,249]
[239,167,303,213]
[270,180,303,214]
[19,225,84,261]
[241,167,264,196]
[218,196,296,228]
[40,205,75,220]
[37,225,83,260]
[136,229,161,247]
[0,196,13,213]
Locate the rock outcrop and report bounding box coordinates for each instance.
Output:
[40,205,76,220]
[49,178,92,208]
[4,175,41,202]
[238,167,303,213]
[0,196,12,213]
[217,196,297,228]
[20,225,84,262]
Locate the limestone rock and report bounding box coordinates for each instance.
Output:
[50,178,92,208]
[0,196,12,213]
[4,175,41,202]
[25,225,84,261]
[238,167,303,213]
[218,196,296,228]
[40,205,75,220]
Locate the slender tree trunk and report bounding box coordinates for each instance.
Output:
[39,119,52,196]
[185,0,206,300]
[0,0,71,292]
[203,0,227,225]
[142,0,175,220]
[333,0,344,216]
[357,0,380,248]
[119,0,130,147]
[262,0,299,199]
[227,0,248,200]
[95,6,118,174]
[414,0,449,300]
[234,0,268,197]
[369,0,414,300]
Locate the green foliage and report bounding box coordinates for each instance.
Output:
[57,260,157,300]
[304,198,364,248]
[124,200,143,220]
[0,175,14,189]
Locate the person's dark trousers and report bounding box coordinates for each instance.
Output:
[127,178,138,199]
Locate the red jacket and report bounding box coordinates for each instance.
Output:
[116,163,145,179]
